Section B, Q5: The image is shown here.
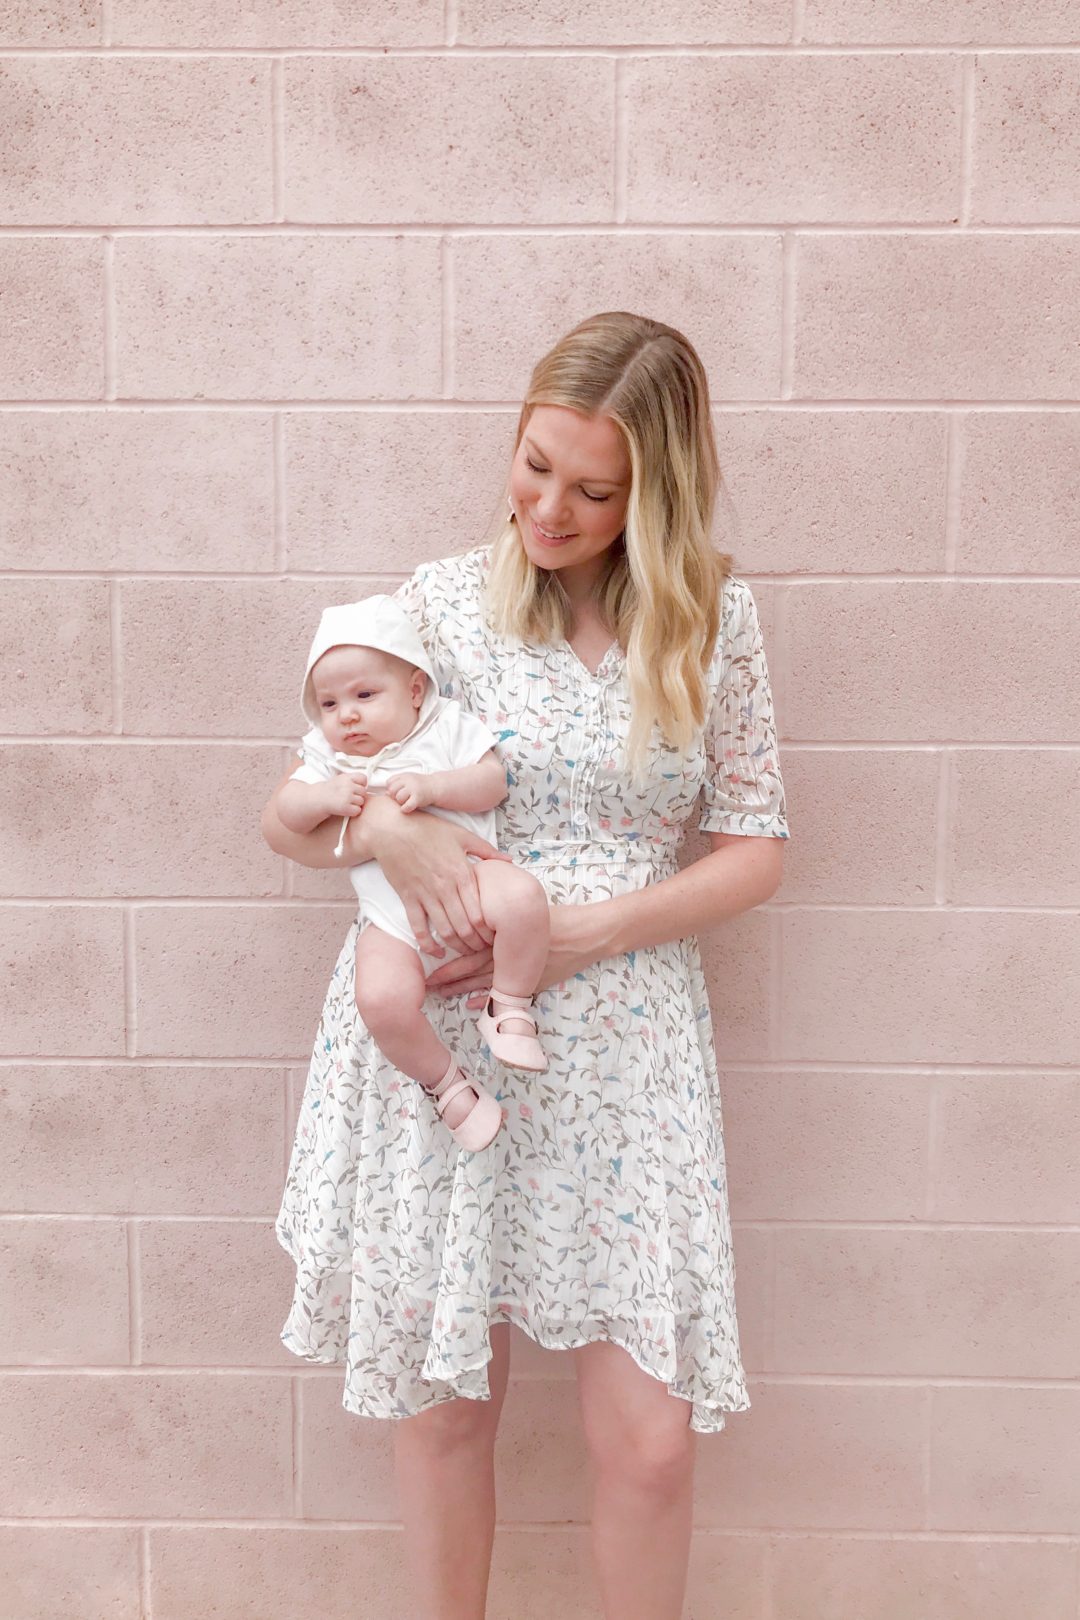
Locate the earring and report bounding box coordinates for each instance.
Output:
[507,496,516,524]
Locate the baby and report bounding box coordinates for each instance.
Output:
[276,595,551,1153]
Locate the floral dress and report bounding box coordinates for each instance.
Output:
[274,544,789,1434]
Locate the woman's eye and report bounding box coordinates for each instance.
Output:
[525,456,611,503]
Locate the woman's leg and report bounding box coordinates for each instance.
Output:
[392,1321,512,1620]
[574,1341,697,1620]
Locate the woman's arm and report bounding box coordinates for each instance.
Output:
[426,831,785,1003]
[582,830,785,961]
[261,767,512,953]
[262,768,374,866]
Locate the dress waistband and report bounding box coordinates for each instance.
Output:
[502,838,679,872]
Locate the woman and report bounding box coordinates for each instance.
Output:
[262,311,789,1620]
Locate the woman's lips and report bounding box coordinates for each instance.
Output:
[531,516,578,547]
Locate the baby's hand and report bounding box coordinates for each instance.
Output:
[384,771,434,813]
[323,771,367,817]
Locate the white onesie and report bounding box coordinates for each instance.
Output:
[291,694,503,971]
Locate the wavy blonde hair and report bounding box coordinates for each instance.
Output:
[482,311,732,777]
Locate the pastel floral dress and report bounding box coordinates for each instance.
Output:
[274,543,789,1434]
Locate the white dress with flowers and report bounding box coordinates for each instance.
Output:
[274,544,789,1434]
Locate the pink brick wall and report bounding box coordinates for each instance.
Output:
[2,4,1079,1616]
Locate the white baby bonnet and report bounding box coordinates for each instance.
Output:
[300,593,439,856]
[300,593,437,727]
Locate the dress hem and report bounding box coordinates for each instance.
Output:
[277,1303,749,1438]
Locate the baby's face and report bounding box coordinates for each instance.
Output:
[311,644,425,756]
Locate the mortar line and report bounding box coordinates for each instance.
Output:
[0,1516,1074,1543]
[123,903,137,1057]
[5,1055,1076,1075]
[139,1527,151,1620]
[271,57,285,222]
[921,1386,933,1529]
[444,0,458,48]
[943,412,962,571]
[6,1364,1080,1386]
[7,1213,1080,1232]
[292,1375,302,1515]
[933,748,953,906]
[8,397,1080,412]
[13,221,1080,237]
[924,1077,940,1224]
[283,1067,292,1182]
[8,565,1080,583]
[102,235,116,400]
[99,0,111,48]
[6,43,1080,56]
[4,892,1079,912]
[613,57,627,222]
[273,411,287,571]
[791,0,806,46]
[441,235,454,397]
[127,1217,141,1363]
[106,577,124,733]
[960,54,977,226]
[780,233,796,397]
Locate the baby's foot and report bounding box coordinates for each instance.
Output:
[419,1055,505,1152]
[420,1072,482,1130]
[478,989,548,1074]
[487,989,536,1038]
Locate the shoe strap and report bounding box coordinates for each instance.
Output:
[488,989,534,1009]
[487,993,539,1036]
[434,1076,476,1116]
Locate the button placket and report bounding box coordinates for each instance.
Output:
[570,677,612,836]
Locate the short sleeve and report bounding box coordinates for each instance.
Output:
[390,564,432,647]
[436,700,503,769]
[698,580,789,839]
[292,725,334,781]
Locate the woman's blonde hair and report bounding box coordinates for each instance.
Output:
[483,311,732,776]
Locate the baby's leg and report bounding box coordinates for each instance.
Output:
[473,863,551,1039]
[354,925,478,1131]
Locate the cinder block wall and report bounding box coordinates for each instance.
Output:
[3,3,1080,1616]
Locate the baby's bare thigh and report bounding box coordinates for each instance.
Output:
[353,924,426,1009]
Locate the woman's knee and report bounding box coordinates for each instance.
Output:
[396,1394,502,1459]
[584,1406,696,1497]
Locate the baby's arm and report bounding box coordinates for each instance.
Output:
[385,750,507,815]
[277,771,367,833]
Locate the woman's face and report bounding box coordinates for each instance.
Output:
[508,404,632,592]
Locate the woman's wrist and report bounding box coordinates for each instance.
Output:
[343,790,400,862]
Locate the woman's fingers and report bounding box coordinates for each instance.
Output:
[425,948,493,998]
[431,882,488,955]
[401,892,446,958]
[458,829,513,864]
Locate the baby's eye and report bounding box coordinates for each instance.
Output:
[356,691,373,700]
[321,699,335,709]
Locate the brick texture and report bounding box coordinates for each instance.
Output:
[2,11,1077,1618]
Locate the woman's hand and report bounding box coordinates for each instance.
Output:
[347,792,511,958]
[425,902,609,1007]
